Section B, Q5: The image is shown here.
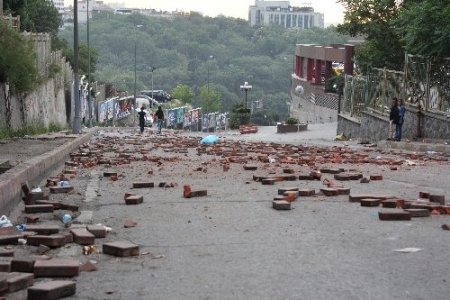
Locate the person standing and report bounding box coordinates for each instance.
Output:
[155,106,165,134]
[396,99,406,141]
[138,107,146,134]
[389,98,399,140]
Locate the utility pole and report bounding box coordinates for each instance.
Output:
[72,0,81,134]
[87,0,92,128]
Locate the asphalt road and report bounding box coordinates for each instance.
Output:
[7,124,450,300]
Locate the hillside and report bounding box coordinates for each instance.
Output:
[59,12,348,120]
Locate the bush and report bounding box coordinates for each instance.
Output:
[286,117,299,125]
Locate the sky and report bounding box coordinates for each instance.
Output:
[89,0,345,26]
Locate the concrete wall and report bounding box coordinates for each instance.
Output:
[0,33,73,130]
[337,105,450,142]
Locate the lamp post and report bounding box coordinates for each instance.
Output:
[87,0,92,128]
[72,0,81,133]
[240,81,253,111]
[150,66,155,103]
[133,24,143,129]
[206,55,213,113]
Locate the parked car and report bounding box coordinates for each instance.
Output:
[140,90,172,103]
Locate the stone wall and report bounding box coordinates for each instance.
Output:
[336,114,360,139]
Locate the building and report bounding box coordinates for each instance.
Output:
[52,0,65,14]
[249,0,324,29]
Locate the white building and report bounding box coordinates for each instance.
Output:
[249,0,324,29]
[52,0,65,14]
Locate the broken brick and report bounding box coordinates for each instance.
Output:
[272,200,291,210]
[102,241,139,257]
[87,225,106,238]
[49,186,74,194]
[125,195,144,205]
[429,194,445,205]
[27,280,76,300]
[11,257,35,273]
[243,165,258,171]
[298,189,315,197]
[310,170,322,180]
[278,187,299,195]
[320,188,339,196]
[261,178,276,185]
[26,235,66,248]
[404,209,431,217]
[24,225,60,235]
[34,259,79,277]
[6,272,34,292]
[132,182,154,188]
[70,228,95,245]
[378,210,411,221]
[0,258,11,272]
[370,174,383,181]
[25,204,54,214]
[360,199,381,207]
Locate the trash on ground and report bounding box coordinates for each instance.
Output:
[393,247,422,253]
[200,135,219,145]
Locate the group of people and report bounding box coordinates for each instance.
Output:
[389,97,406,141]
[138,106,165,135]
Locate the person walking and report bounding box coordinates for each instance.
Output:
[155,106,165,134]
[389,98,399,140]
[396,99,406,141]
[138,107,146,134]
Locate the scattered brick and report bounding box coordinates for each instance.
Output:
[24,215,40,224]
[298,189,315,196]
[61,232,73,244]
[337,188,351,195]
[79,261,97,272]
[262,178,276,185]
[11,257,35,273]
[34,259,79,277]
[272,200,291,210]
[132,182,154,188]
[27,280,76,300]
[0,235,20,245]
[429,194,445,205]
[280,174,297,181]
[35,200,62,210]
[298,174,314,180]
[0,274,6,293]
[349,194,390,203]
[378,210,411,221]
[59,203,79,212]
[278,187,299,195]
[124,220,137,228]
[6,272,34,292]
[283,168,295,174]
[189,190,208,197]
[370,174,383,181]
[25,225,60,235]
[87,225,106,238]
[273,195,285,201]
[360,199,381,207]
[310,170,322,180]
[283,192,297,202]
[442,224,450,230]
[243,165,258,171]
[102,241,139,257]
[103,171,118,177]
[404,209,431,217]
[320,188,339,196]
[0,249,14,257]
[70,228,95,245]
[125,195,144,205]
[419,191,430,199]
[382,199,405,208]
[223,165,230,172]
[49,186,74,194]
[0,258,11,272]
[26,235,66,248]
[360,177,371,183]
[25,205,54,214]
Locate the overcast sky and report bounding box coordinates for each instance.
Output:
[89,0,345,26]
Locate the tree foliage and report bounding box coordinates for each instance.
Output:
[199,85,221,113]
[171,84,194,104]
[0,21,39,92]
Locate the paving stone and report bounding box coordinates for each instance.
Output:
[0,249,14,257]
[125,195,144,205]
[49,186,74,194]
[0,258,11,272]
[26,235,66,248]
[11,257,35,273]
[0,273,7,293]
[277,187,299,195]
[298,189,315,196]
[6,272,34,292]
[272,200,291,210]
[132,182,154,188]
[25,205,54,214]
[25,225,60,235]
[34,259,79,277]
[87,225,106,238]
[360,199,381,207]
[429,194,445,205]
[27,280,76,300]
[0,235,20,245]
[349,194,390,203]
[378,210,412,221]
[35,200,62,210]
[102,241,139,257]
[61,233,73,244]
[70,229,95,245]
[404,209,431,217]
[59,203,79,212]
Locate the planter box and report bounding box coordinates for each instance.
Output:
[277,123,308,133]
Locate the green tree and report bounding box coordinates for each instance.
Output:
[171,84,195,104]
[199,85,221,113]
[64,43,98,76]
[0,20,39,92]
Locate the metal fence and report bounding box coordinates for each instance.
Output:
[341,55,450,119]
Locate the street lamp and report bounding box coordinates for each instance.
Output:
[133,24,143,129]
[240,81,252,111]
[206,55,213,113]
[87,0,92,128]
[150,66,155,103]
[72,0,81,133]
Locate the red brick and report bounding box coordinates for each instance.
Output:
[337,188,351,195]
[27,280,76,300]
[273,195,285,201]
[298,189,315,196]
[429,194,445,205]
[103,171,118,177]
[320,188,339,196]
[243,165,258,171]
[370,174,383,181]
[25,205,54,213]
[382,199,405,208]
[0,274,7,293]
[283,168,295,174]
[125,195,144,205]
[132,182,154,188]
[103,241,139,257]
[87,225,106,238]
[378,210,411,221]
[11,257,35,273]
[0,235,20,245]
[70,228,95,245]
[349,194,390,203]
[26,191,44,204]
[61,233,73,244]
[59,203,79,212]
[6,272,34,292]
[34,259,79,277]
[0,258,11,272]
[124,220,138,228]
[26,235,66,248]
[24,215,40,224]
[25,225,60,235]
[190,190,208,197]
[310,170,322,180]
[272,200,291,210]
[261,178,276,185]
[0,249,14,257]
[419,191,430,199]
[35,200,62,210]
[298,174,314,180]
[278,187,299,195]
[49,186,74,194]
[360,199,381,207]
[280,174,297,181]
[404,209,431,217]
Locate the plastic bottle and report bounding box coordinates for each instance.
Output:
[62,214,72,224]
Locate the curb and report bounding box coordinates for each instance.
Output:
[378,140,450,155]
[0,130,97,214]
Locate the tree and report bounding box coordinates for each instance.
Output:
[395,0,450,57]
[337,0,405,71]
[171,84,195,104]
[199,85,221,113]
[64,43,98,76]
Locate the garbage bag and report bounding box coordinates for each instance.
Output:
[201,135,219,145]
[0,215,13,228]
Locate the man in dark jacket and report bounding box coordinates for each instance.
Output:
[155,106,164,134]
[138,107,146,134]
[389,98,399,140]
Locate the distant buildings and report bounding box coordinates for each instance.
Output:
[51,0,65,14]
[249,0,324,29]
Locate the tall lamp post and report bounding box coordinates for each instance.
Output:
[150,66,155,103]
[72,0,81,133]
[240,81,252,111]
[206,55,213,113]
[133,24,143,129]
[87,0,92,128]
